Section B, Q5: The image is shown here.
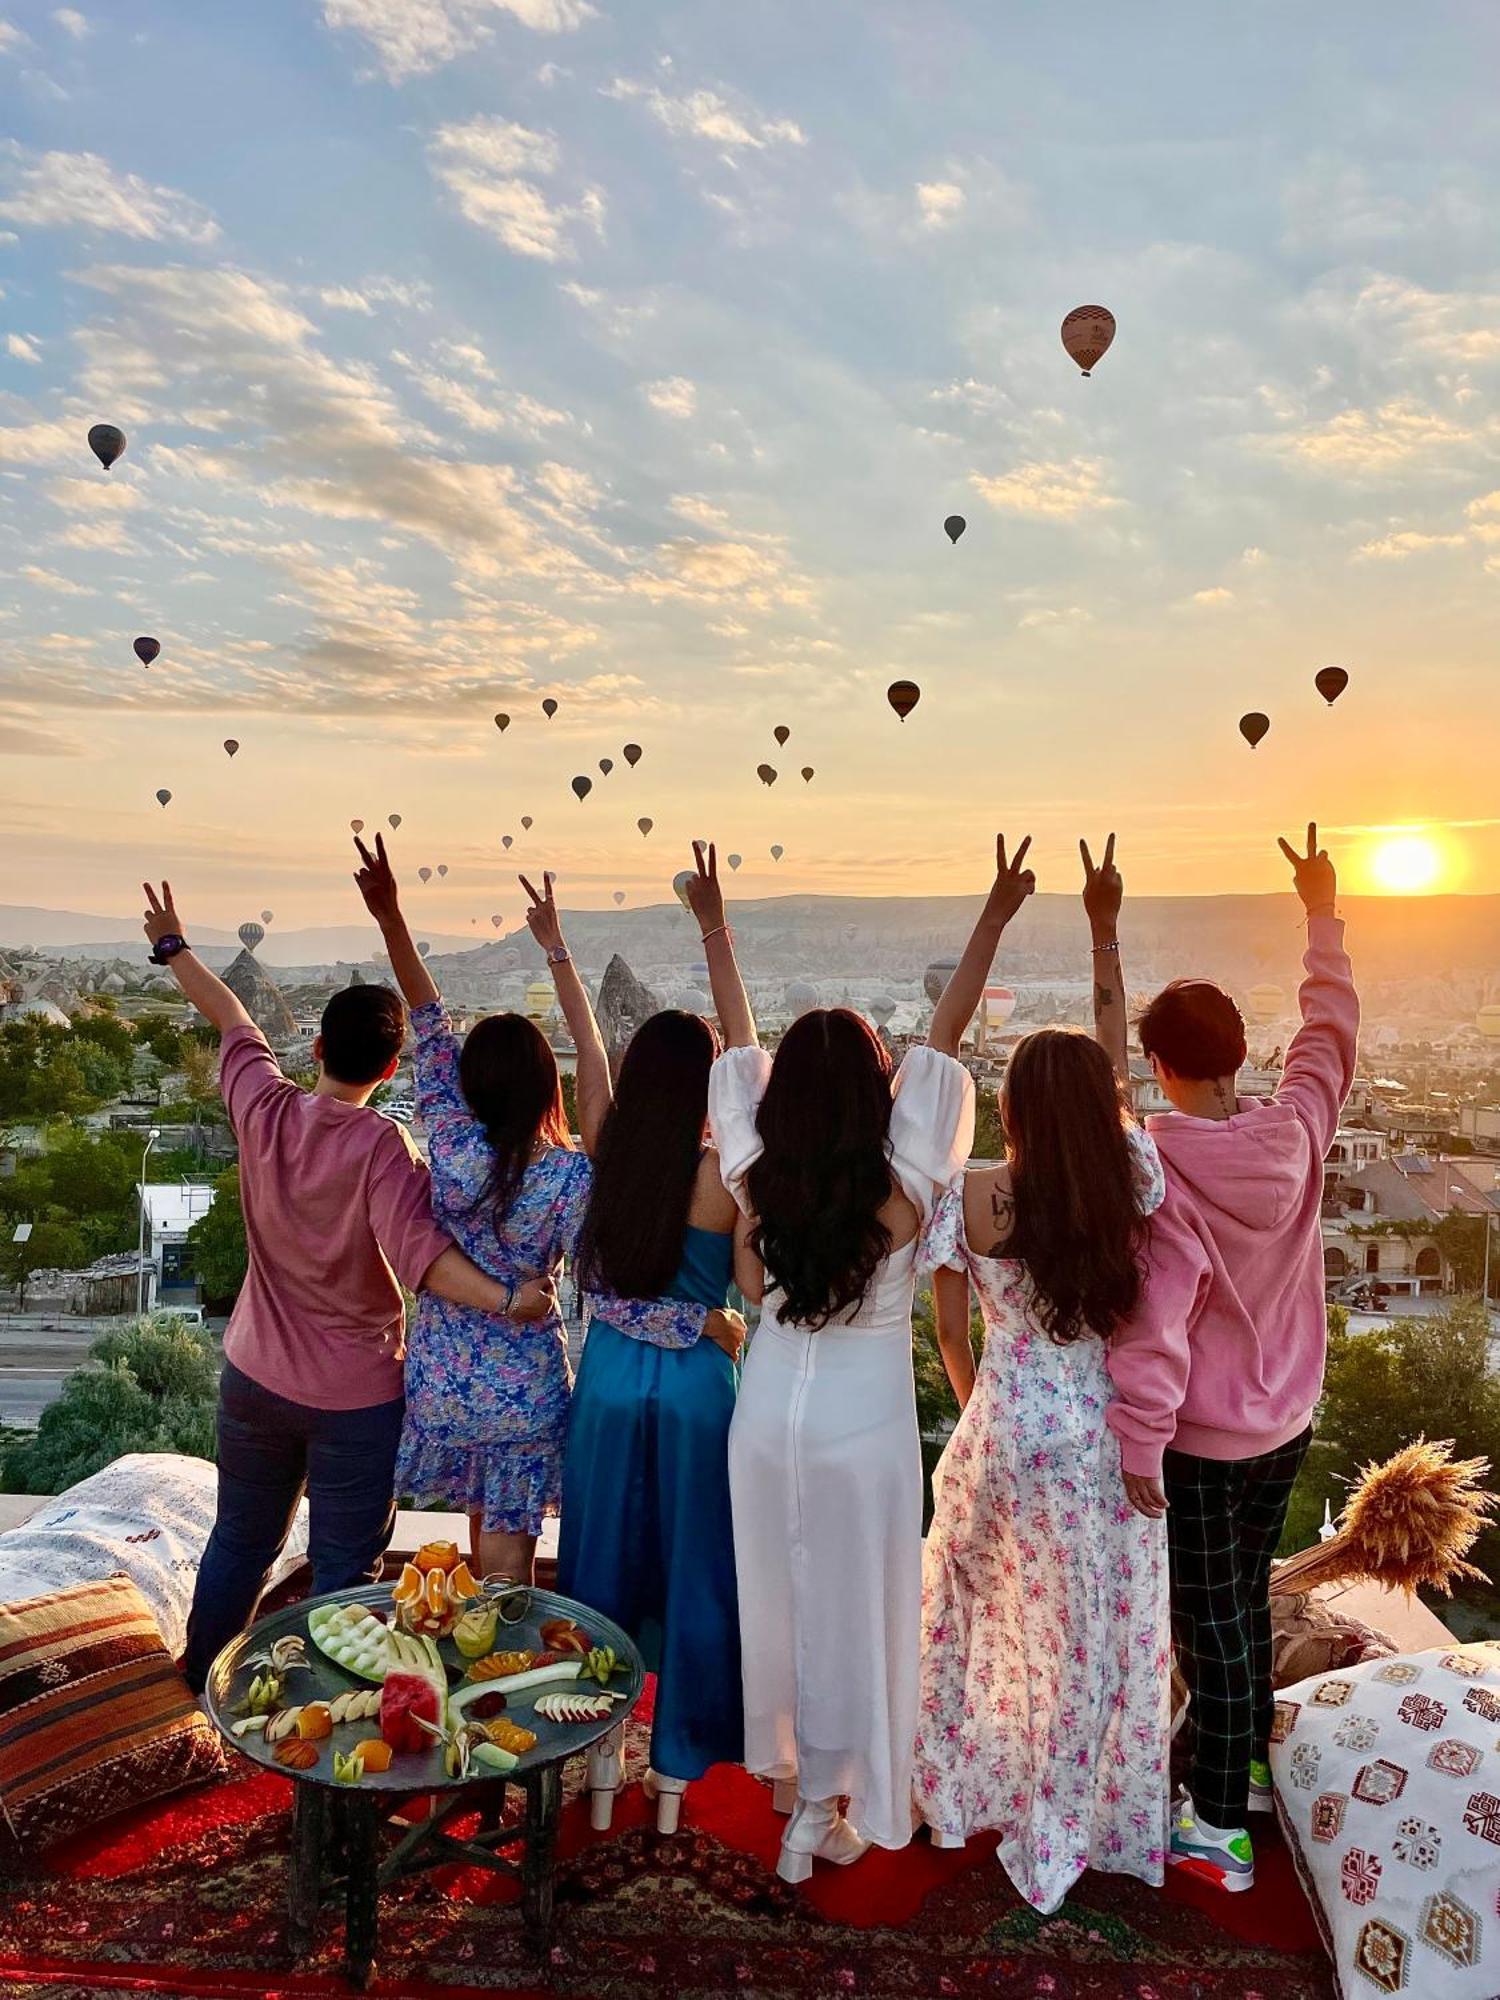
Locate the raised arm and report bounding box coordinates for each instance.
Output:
[685,842,757,1048]
[521,871,610,1153]
[142,882,253,1036]
[1081,833,1128,1085]
[928,834,1036,1055]
[352,834,440,1011]
[1274,822,1359,1152]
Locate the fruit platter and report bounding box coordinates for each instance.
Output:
[202,1559,645,1796]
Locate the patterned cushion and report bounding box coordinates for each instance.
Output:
[0,1575,224,1855]
[1271,1640,1500,1999]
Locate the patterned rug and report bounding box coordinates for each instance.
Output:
[0,1696,1335,1999]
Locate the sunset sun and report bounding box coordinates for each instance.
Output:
[1368,832,1445,894]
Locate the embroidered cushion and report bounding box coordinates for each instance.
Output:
[0,1452,309,1658]
[1271,1641,1500,1999]
[0,1575,224,1854]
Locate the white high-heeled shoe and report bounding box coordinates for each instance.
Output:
[928,1827,966,1850]
[642,1768,688,1834]
[776,1796,871,1884]
[587,1724,625,1831]
[771,1778,798,1816]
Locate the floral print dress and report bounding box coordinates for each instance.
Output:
[395,1002,591,1536]
[913,1128,1172,1913]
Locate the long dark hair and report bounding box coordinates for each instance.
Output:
[1000,1027,1145,1344]
[746,1008,895,1329]
[577,1010,719,1298]
[458,1013,572,1228]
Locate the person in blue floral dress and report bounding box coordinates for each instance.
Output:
[354,838,732,1583]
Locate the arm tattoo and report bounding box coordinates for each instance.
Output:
[987,1185,1015,1258]
[1094,983,1113,1012]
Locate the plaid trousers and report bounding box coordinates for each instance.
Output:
[1162,1426,1312,1829]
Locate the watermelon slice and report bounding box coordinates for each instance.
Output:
[381,1669,443,1755]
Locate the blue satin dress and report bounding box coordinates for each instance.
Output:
[557,1224,743,1781]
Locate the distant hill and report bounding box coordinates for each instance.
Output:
[0,907,482,965]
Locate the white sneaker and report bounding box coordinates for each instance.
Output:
[776,1796,871,1884]
[1247,1757,1275,1815]
[1168,1791,1255,1893]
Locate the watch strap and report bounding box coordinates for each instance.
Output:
[149,934,188,966]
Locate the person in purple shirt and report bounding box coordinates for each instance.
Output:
[139,882,556,1690]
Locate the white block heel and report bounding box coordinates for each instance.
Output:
[775,1844,814,1884]
[928,1827,966,1850]
[772,1778,798,1815]
[775,1796,871,1886]
[587,1724,624,1831]
[643,1768,688,1834]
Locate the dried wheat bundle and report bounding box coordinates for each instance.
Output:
[1271,1438,1496,1599]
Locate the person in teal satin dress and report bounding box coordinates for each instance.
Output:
[558,1010,746,1823]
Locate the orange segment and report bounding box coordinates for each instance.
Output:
[392,1562,423,1605]
[353,1738,393,1773]
[424,1567,448,1619]
[414,1540,460,1574]
[448,1561,480,1601]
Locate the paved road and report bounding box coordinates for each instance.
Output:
[0,1370,69,1428]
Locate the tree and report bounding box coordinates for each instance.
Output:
[1,1314,220,1495]
[973,1087,1005,1160]
[1434,1212,1490,1295]
[560,1069,579,1134]
[187,1166,247,1308]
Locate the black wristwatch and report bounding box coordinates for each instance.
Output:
[149,934,189,966]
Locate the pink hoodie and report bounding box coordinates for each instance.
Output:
[1107,914,1359,1478]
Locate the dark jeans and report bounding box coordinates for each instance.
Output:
[183,1361,405,1692]
[1163,1426,1313,1829]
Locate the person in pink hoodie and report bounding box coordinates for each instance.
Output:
[1105,823,1359,1893]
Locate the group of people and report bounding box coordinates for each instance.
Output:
[149,812,1356,1914]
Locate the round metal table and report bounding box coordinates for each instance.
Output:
[203,1582,645,1988]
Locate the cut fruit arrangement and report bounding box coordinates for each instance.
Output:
[230,1585,633,1789]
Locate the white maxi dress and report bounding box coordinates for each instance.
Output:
[710,1043,975,1851]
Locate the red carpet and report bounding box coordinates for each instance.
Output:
[0,1682,1333,1999]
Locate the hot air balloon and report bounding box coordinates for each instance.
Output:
[770,844,784,862]
[727,853,742,872]
[944,514,966,544]
[773,724,790,748]
[613,890,625,905]
[223,739,239,759]
[134,637,159,667]
[419,866,433,883]
[1315,666,1349,706]
[887,679,921,720]
[1239,712,1271,749]
[623,743,642,767]
[571,775,592,802]
[238,922,264,953]
[502,835,513,851]
[787,979,819,1018]
[672,871,694,911]
[869,994,896,1027]
[351,819,364,834]
[88,423,126,470]
[638,817,653,838]
[542,698,558,720]
[521,815,533,831]
[599,757,613,776]
[494,712,510,733]
[261,910,273,924]
[418,942,431,958]
[801,766,814,784]
[757,763,777,786]
[492,914,504,929]
[155,788,171,808]
[437,863,448,877]
[924,958,960,1005]
[1061,304,1116,377]
[388,813,402,830]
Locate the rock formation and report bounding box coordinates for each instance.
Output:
[595,954,661,1073]
[218,947,297,1041]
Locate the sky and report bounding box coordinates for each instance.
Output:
[2,0,1499,936]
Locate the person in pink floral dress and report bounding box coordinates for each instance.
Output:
[914,836,1181,1913]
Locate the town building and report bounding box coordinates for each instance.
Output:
[138,1182,217,1308]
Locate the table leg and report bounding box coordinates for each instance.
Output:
[521,1764,562,1951]
[342,1792,381,1991]
[287,1785,326,1961]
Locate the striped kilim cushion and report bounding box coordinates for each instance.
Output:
[0,1574,224,1854]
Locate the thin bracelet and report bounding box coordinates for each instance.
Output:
[501,1282,515,1316]
[699,924,732,946]
[1091,940,1121,955]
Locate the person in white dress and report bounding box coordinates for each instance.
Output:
[914,835,1179,1912]
[686,835,1039,1885]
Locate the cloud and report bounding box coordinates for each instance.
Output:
[670,494,729,529]
[641,375,696,419]
[1017,605,1092,631]
[318,276,432,315]
[321,0,595,86]
[394,344,576,438]
[0,21,23,53]
[627,535,811,610]
[915,180,963,230]
[1269,397,1481,476]
[19,563,94,595]
[0,144,218,242]
[427,117,604,261]
[1177,586,1235,609]
[603,78,806,152]
[52,8,88,37]
[0,712,78,756]
[1354,529,1468,560]
[970,457,1120,521]
[6,330,40,362]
